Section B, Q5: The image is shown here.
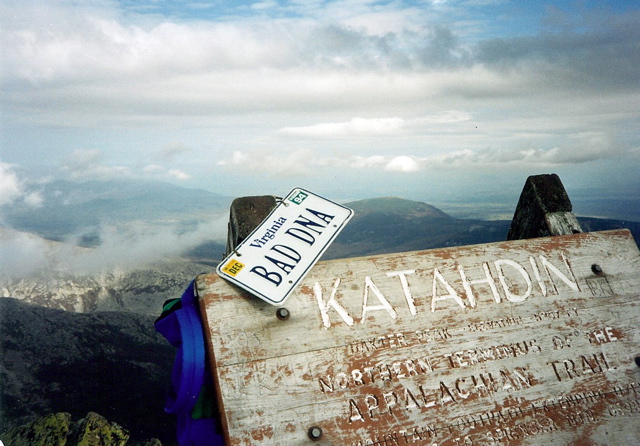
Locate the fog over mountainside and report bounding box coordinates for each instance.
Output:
[2,178,232,247]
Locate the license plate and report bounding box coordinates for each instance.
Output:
[216,188,354,305]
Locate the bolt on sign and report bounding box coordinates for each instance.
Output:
[197,229,640,446]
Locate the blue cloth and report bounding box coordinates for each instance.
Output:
[155,280,225,446]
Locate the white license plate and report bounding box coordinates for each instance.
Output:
[217,188,354,305]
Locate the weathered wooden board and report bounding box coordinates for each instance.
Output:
[197,230,640,446]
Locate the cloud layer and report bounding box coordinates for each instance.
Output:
[1,0,639,210]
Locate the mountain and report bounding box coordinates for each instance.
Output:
[0,257,215,316]
[0,298,177,445]
[2,179,233,244]
[323,197,640,259]
[323,197,512,259]
[0,226,217,314]
[576,216,640,243]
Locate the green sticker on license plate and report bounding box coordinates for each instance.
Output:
[289,190,308,205]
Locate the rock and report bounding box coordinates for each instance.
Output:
[1,412,72,446]
[66,412,129,446]
[1,412,134,446]
[137,439,163,446]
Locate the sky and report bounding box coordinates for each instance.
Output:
[1,0,640,220]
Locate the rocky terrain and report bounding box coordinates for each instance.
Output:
[1,258,216,315]
[0,298,176,445]
[2,412,150,446]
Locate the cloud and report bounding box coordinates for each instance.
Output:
[0,229,51,277]
[0,163,22,206]
[62,149,103,173]
[62,149,132,181]
[64,218,227,274]
[168,169,191,180]
[4,0,637,134]
[0,162,46,209]
[217,149,315,177]
[278,117,405,137]
[142,164,191,180]
[414,110,473,124]
[385,156,421,172]
[474,14,640,92]
[437,133,632,166]
[0,215,229,278]
[1,0,638,217]
[23,191,44,208]
[216,131,636,180]
[158,143,192,161]
[346,155,388,169]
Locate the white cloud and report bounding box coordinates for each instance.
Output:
[0,229,51,277]
[217,151,249,167]
[0,163,22,206]
[62,149,132,180]
[215,133,639,182]
[0,216,229,278]
[63,149,103,172]
[415,110,473,124]
[168,169,191,180]
[1,0,638,220]
[217,149,316,177]
[251,1,278,11]
[142,164,192,180]
[385,156,421,172]
[434,133,631,167]
[347,155,388,169]
[278,117,405,137]
[24,191,44,207]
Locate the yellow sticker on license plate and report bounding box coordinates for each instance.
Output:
[221,259,245,276]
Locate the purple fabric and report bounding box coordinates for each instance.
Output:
[156,281,224,445]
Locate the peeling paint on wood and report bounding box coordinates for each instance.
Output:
[197,230,640,446]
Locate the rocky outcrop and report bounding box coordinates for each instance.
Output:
[66,412,129,446]
[1,412,72,446]
[0,411,159,446]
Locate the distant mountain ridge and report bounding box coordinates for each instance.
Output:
[2,179,233,243]
[324,197,639,259]
[346,197,451,218]
[324,197,509,259]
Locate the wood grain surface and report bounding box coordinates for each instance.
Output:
[197,229,640,446]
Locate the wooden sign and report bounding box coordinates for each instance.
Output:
[196,229,640,446]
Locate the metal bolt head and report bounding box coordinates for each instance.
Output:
[276,307,290,321]
[308,426,323,441]
[591,264,603,275]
